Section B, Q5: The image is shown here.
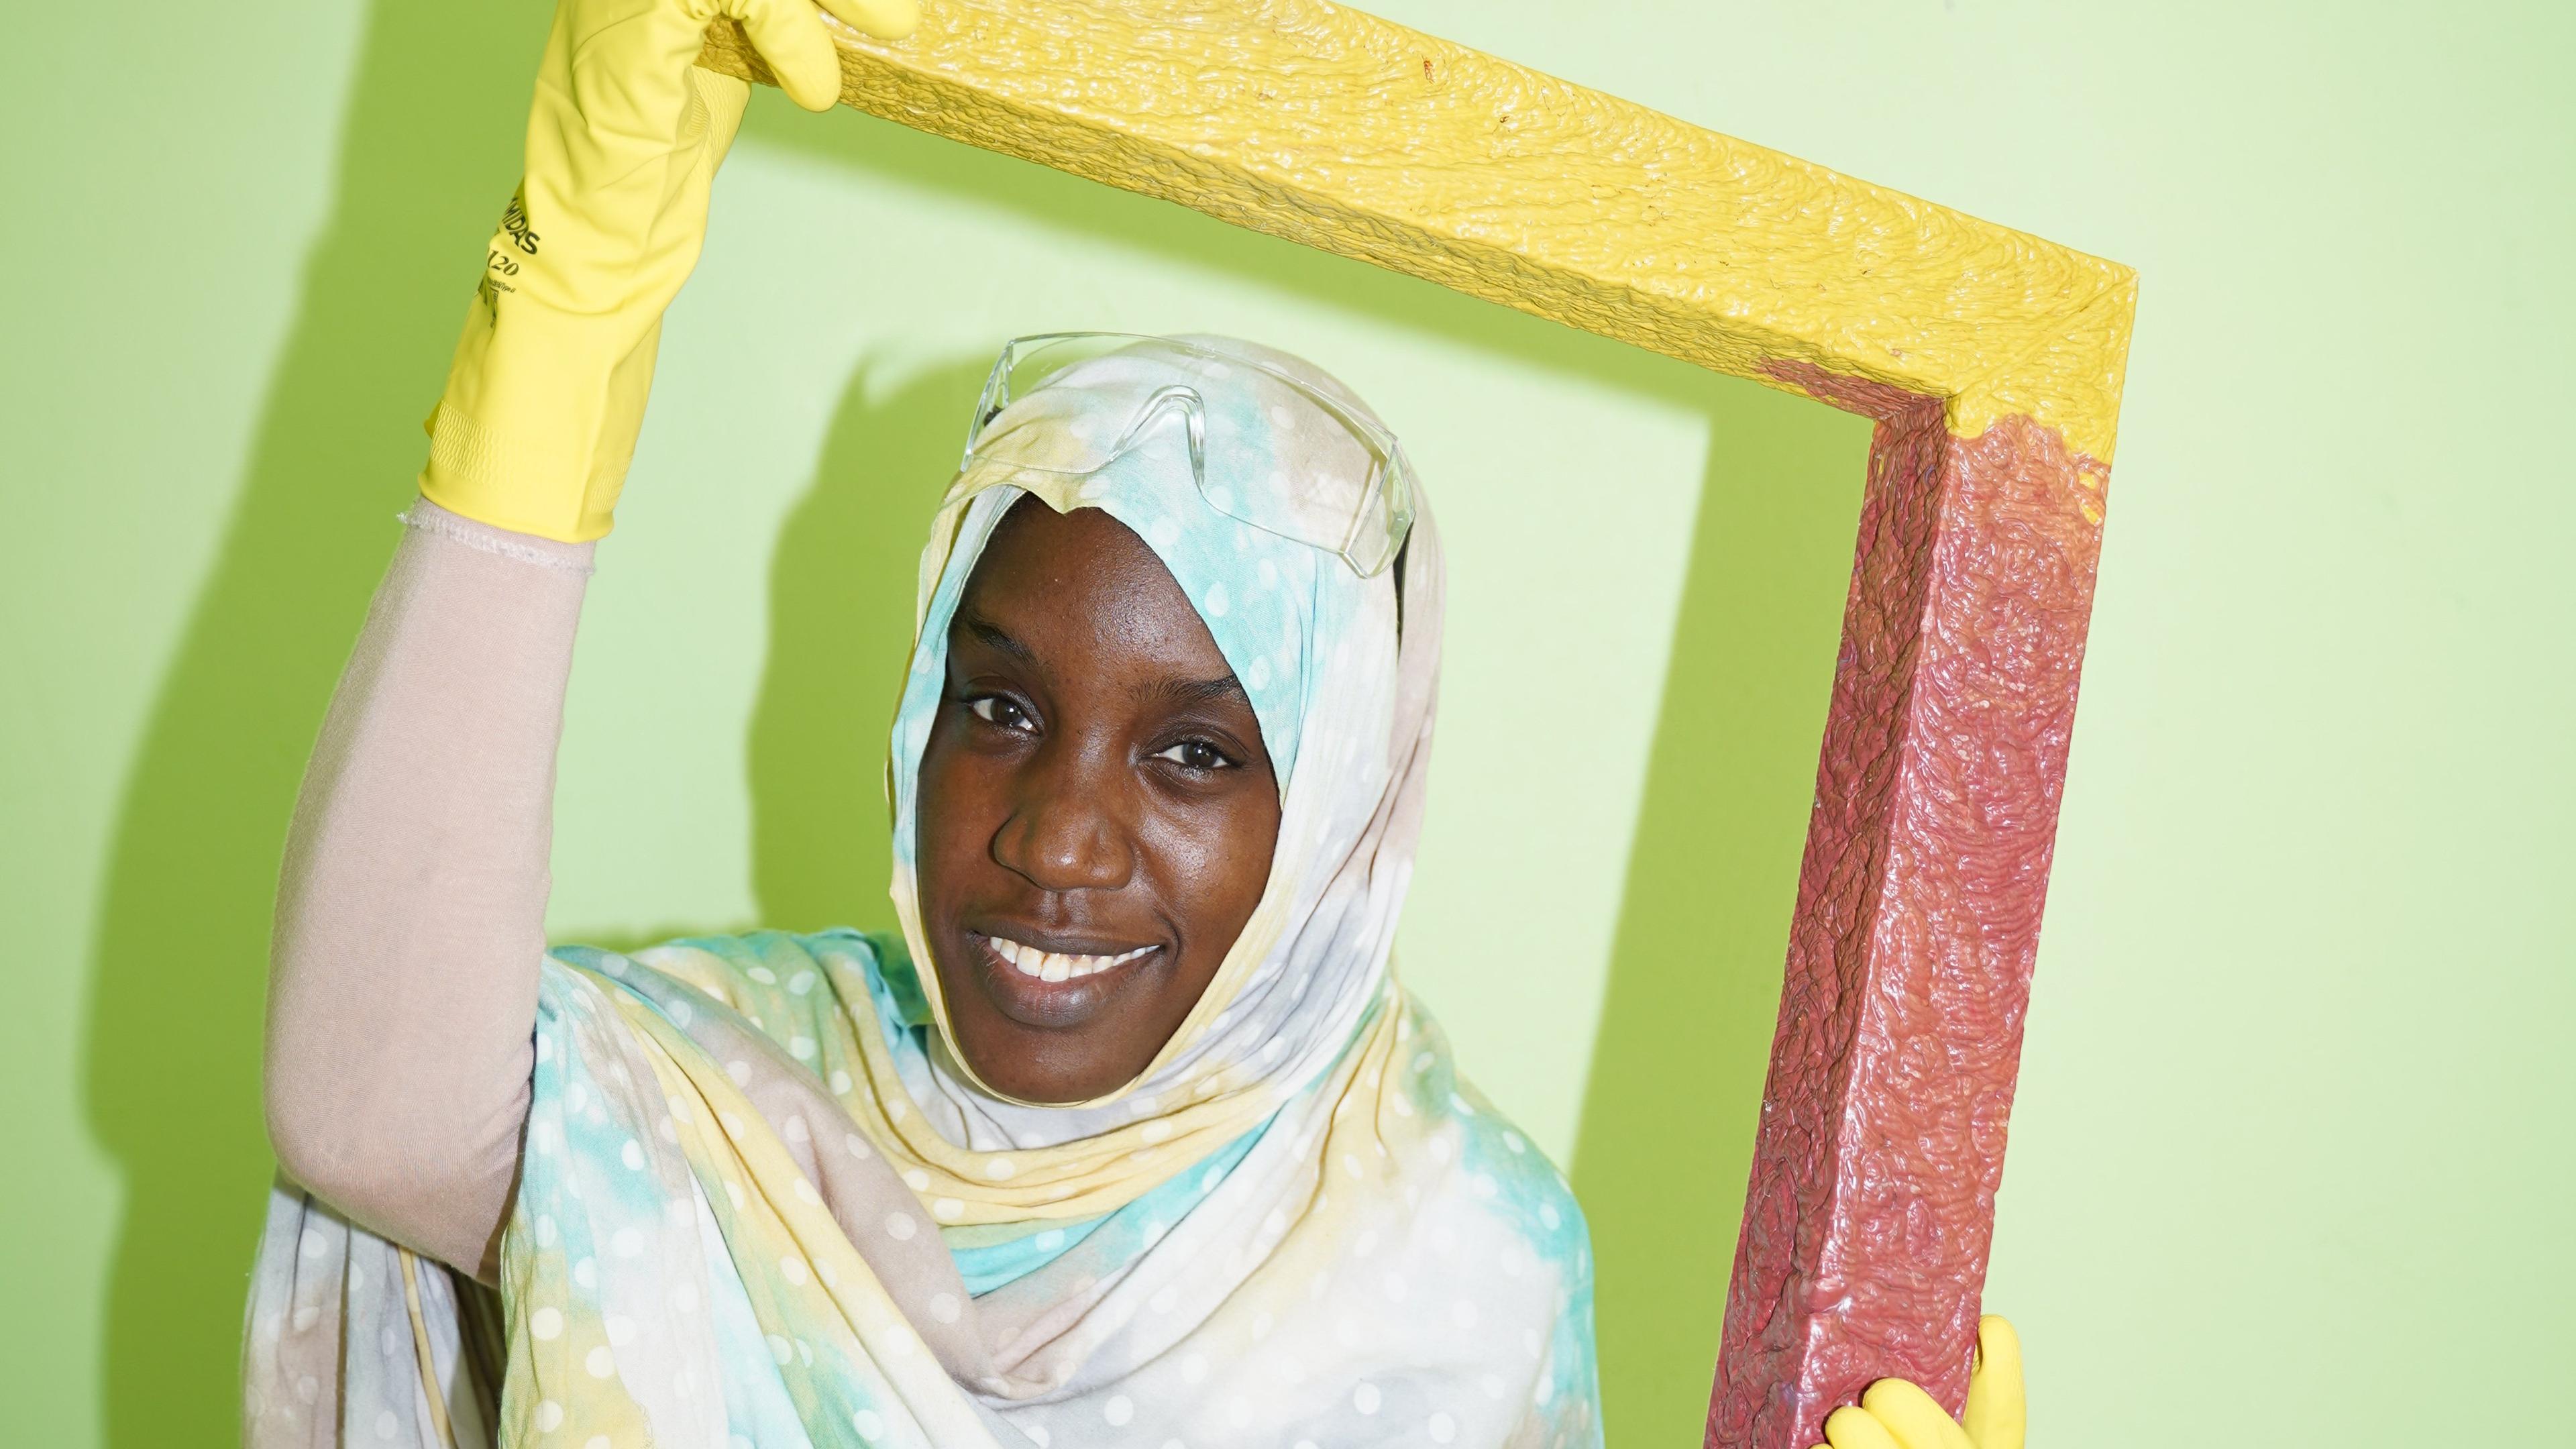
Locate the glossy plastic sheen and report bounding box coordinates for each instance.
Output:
[698,5,2135,1445]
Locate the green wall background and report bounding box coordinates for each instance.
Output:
[5,1,2568,1444]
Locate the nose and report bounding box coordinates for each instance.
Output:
[989,738,1135,894]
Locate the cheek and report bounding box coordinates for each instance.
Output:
[914,726,989,889]
[1143,788,1280,925]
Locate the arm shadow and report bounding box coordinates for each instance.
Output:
[77,0,551,1438]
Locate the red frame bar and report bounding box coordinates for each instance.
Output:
[1709,366,2108,1448]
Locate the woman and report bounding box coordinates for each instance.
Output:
[245,0,2018,1445]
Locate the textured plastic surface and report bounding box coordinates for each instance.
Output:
[1715,366,2104,1446]
[698,5,2133,1444]
[697,1,2131,462]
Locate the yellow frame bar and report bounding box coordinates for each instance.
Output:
[704,4,2136,1445]
[705,0,2132,464]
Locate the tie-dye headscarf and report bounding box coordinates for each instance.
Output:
[246,337,1602,1448]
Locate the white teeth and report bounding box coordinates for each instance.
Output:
[987,936,1156,981]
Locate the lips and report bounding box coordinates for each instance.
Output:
[964,928,1165,1030]
[986,934,1156,982]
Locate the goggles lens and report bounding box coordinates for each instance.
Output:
[959,333,1416,578]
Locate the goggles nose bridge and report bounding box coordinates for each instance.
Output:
[1115,384,1208,479]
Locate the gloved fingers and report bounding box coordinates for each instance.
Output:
[1859,1379,1974,1449]
[816,0,919,42]
[1821,1406,1906,1449]
[733,0,843,110]
[1962,1316,2026,1449]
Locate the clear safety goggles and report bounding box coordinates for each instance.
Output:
[959,331,1417,578]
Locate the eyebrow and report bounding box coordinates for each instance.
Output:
[1139,674,1250,709]
[957,614,1034,663]
[957,613,1247,709]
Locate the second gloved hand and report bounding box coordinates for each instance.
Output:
[421,0,918,541]
[1814,1316,2025,1449]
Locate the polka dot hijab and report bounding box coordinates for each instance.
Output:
[243,338,1601,1448]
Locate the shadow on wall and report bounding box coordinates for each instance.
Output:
[745,357,992,936]
[521,356,983,963]
[77,0,551,1441]
[76,1,1864,1440]
[1570,386,1872,1444]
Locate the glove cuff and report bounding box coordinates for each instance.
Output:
[418,290,661,543]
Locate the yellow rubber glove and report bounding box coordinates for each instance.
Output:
[1813,1316,2026,1449]
[420,0,918,541]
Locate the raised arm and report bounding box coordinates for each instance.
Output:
[264,504,593,1279]
[260,0,915,1280]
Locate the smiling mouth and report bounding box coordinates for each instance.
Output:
[979,932,1159,983]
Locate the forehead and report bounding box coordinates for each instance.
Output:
[953,500,1234,682]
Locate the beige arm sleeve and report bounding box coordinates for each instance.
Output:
[264,498,596,1282]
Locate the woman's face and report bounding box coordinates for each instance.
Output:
[914,497,1281,1103]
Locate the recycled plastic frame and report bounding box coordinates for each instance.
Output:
[703,3,2136,1445]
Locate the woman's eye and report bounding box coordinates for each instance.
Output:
[967,695,1034,732]
[1152,739,1235,771]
